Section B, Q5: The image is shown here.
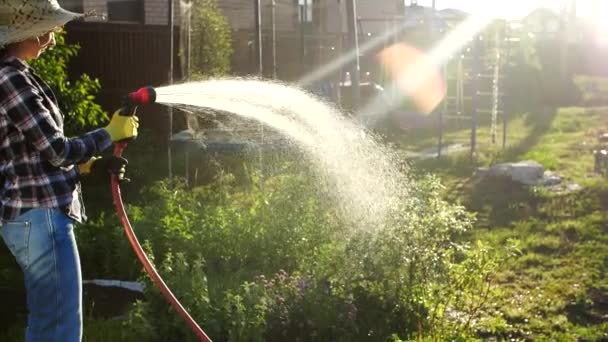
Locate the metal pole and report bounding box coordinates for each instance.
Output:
[436,0,442,158]
[169,0,174,82]
[391,18,398,101]
[502,101,508,149]
[471,35,480,161]
[168,0,174,178]
[271,0,277,78]
[439,60,447,159]
[184,1,192,184]
[503,22,510,150]
[300,3,305,67]
[304,0,309,68]
[335,0,343,106]
[438,96,443,158]
[254,0,263,75]
[491,28,500,144]
[187,0,192,80]
[302,0,310,72]
[254,0,265,187]
[345,0,361,110]
[185,150,189,187]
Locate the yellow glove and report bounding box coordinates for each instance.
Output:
[78,156,100,175]
[104,111,139,142]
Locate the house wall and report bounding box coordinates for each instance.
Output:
[319,0,404,35]
[217,0,298,32]
[81,0,181,25]
[82,0,106,21]
[223,0,404,79]
[144,0,180,25]
[216,0,301,78]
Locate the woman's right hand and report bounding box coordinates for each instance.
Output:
[104,112,139,142]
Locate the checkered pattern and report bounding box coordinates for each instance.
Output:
[0,56,111,221]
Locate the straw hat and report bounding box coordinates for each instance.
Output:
[0,0,91,47]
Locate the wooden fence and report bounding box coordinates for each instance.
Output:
[65,22,180,110]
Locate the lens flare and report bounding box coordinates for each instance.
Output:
[359,13,492,126]
[297,19,424,87]
[377,43,446,114]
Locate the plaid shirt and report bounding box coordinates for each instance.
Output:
[0,56,112,222]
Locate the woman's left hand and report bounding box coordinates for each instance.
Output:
[78,156,129,182]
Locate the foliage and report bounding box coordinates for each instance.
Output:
[502,18,581,111]
[70,161,499,341]
[4,7,608,342]
[30,30,108,136]
[503,23,544,113]
[400,105,608,340]
[573,75,608,106]
[188,0,233,77]
[7,94,608,342]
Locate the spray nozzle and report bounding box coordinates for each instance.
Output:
[127,86,157,106]
[120,87,157,116]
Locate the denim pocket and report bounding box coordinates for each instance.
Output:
[0,219,32,269]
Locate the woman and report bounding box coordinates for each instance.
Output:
[0,1,139,341]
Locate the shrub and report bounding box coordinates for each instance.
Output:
[188,0,233,77]
[31,30,108,135]
[77,166,500,341]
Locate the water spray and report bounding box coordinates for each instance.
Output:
[111,86,212,342]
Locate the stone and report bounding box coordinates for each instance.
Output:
[566,183,583,192]
[485,161,545,185]
[541,171,562,186]
[474,167,490,178]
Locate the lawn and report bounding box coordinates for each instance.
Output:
[401,106,608,340]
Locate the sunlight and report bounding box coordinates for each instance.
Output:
[359,1,547,124]
[376,43,445,115]
[297,19,418,87]
[586,1,608,45]
[431,0,550,20]
[298,1,549,125]
[359,12,492,122]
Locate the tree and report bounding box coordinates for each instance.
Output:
[189,0,234,77]
[30,30,108,136]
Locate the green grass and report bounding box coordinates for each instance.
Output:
[405,106,608,339]
[474,211,608,340]
[403,106,608,185]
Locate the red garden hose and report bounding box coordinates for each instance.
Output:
[111,141,212,342]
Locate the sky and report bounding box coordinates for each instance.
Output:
[414,0,606,20]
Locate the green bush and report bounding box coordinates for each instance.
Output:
[31,30,108,135]
[189,0,233,77]
[75,164,500,341]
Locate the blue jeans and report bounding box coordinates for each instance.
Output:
[1,208,82,342]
